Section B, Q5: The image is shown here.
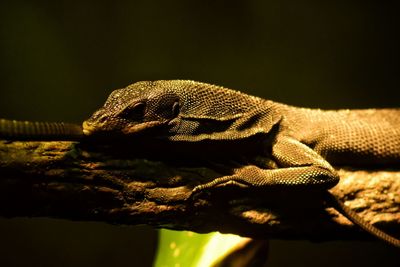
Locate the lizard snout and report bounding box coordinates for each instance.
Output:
[82,120,95,135]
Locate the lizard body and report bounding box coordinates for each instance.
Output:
[83,80,400,247]
[83,80,400,169]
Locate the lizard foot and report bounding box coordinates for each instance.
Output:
[189,175,250,201]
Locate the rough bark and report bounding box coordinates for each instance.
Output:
[0,140,399,243]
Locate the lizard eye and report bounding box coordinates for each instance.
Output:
[172,101,180,118]
[98,116,108,123]
[119,102,146,120]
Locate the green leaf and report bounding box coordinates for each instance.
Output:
[153,229,254,267]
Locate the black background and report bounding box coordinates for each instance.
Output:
[0,1,398,266]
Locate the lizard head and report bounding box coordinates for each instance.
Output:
[83,80,276,141]
[83,81,181,138]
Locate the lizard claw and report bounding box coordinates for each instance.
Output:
[187,184,209,202]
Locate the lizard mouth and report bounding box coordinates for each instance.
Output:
[82,120,164,137]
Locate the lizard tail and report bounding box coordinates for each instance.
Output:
[325,191,400,248]
[0,118,83,141]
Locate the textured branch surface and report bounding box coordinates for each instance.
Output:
[0,141,399,242]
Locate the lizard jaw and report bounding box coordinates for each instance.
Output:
[82,120,164,136]
[121,121,163,135]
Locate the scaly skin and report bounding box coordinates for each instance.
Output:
[0,119,83,141]
[83,80,400,247]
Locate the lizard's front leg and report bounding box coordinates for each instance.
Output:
[191,136,339,196]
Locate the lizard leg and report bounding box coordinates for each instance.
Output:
[192,136,339,194]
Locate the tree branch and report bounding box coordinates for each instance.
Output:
[0,140,399,242]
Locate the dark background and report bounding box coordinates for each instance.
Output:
[0,1,398,266]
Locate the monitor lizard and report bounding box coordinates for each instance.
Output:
[1,80,399,247]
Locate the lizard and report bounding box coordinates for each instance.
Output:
[0,80,399,247]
